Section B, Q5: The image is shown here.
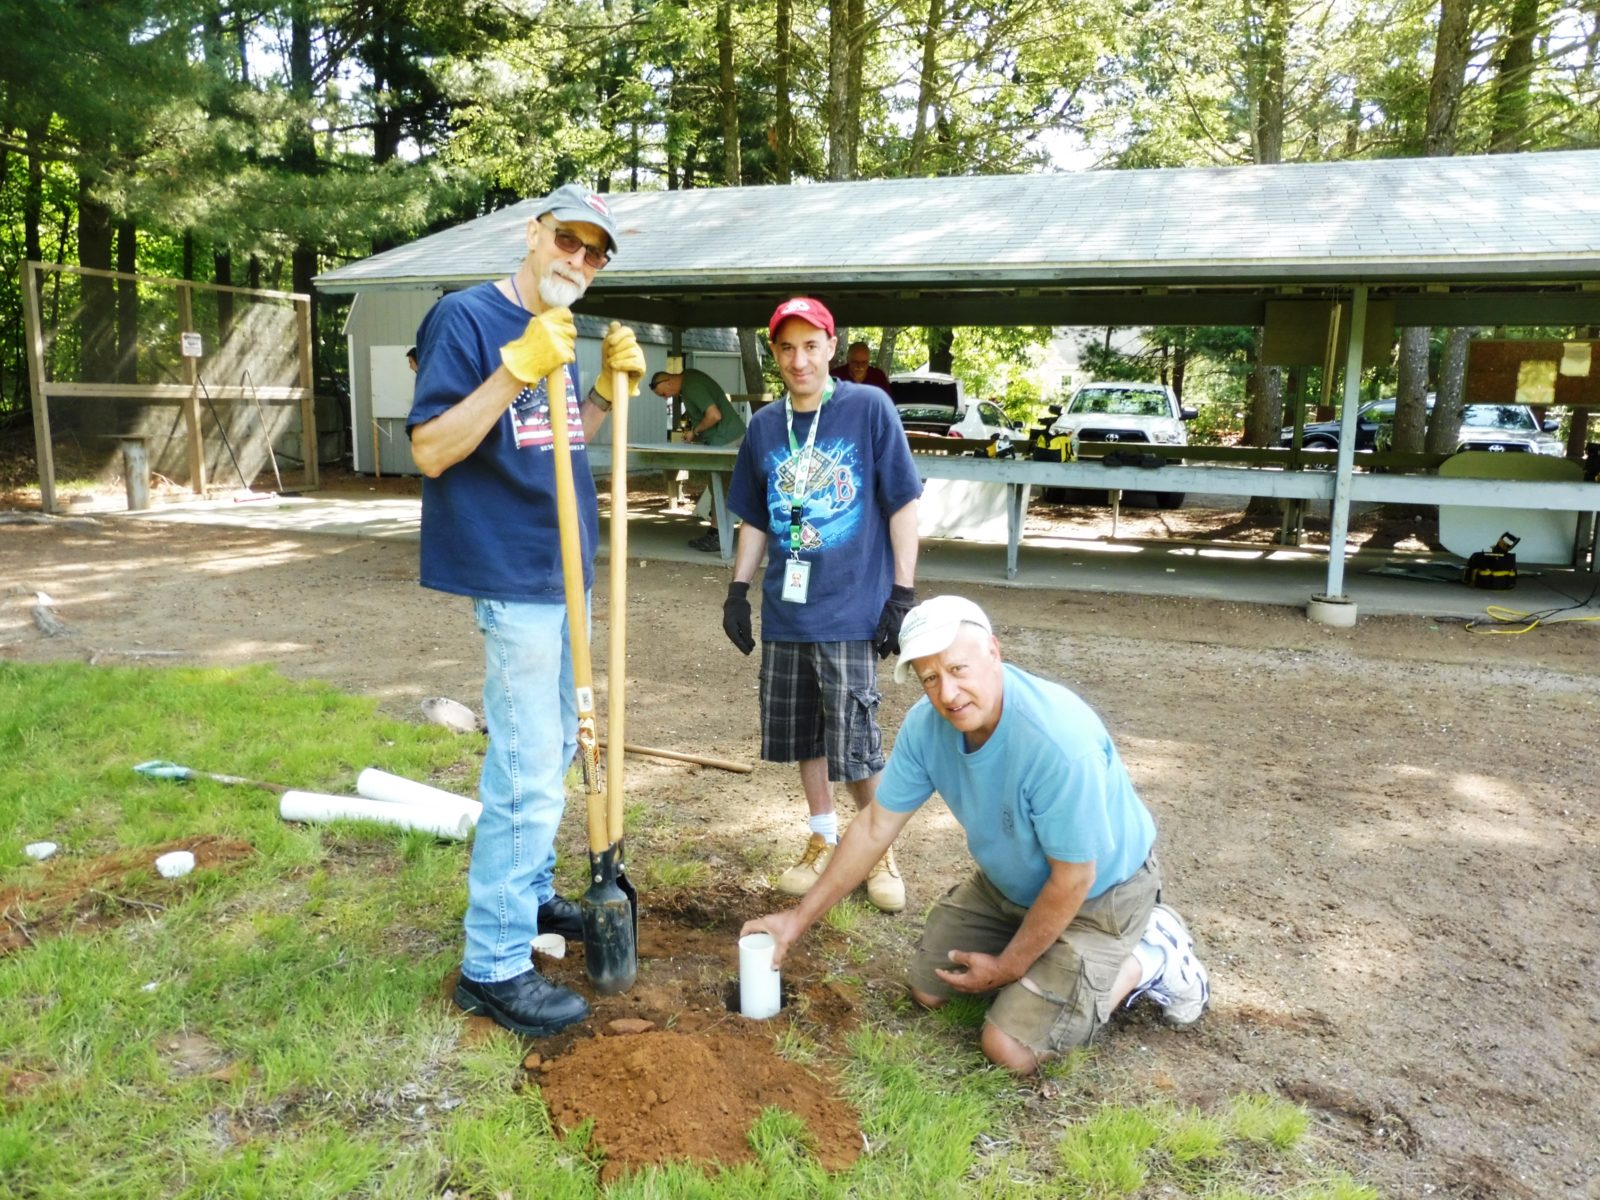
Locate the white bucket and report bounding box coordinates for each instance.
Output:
[738,932,781,1020]
[279,791,472,841]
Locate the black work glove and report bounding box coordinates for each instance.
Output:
[873,585,917,659]
[723,581,755,655]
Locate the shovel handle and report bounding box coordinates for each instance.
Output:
[606,367,629,849]
[546,367,607,856]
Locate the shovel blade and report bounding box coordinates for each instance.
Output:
[581,844,637,994]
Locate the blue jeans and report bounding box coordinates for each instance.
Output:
[463,596,584,983]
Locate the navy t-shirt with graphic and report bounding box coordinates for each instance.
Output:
[727,380,923,643]
[406,282,596,603]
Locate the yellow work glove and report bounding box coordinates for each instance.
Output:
[594,321,646,402]
[499,307,576,385]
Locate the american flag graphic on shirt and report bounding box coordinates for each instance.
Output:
[510,365,585,451]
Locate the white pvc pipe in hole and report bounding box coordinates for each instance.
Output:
[356,768,482,828]
[738,932,781,1019]
[279,791,472,841]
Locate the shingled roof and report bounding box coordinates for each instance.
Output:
[316,151,1600,328]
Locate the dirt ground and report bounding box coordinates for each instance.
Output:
[3,483,1598,1197]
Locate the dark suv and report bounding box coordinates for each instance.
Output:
[1279,399,1564,456]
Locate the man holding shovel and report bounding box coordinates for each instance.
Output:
[742,596,1210,1074]
[723,297,923,913]
[407,183,646,1037]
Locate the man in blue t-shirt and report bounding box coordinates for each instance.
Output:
[406,183,646,1040]
[723,297,923,913]
[742,595,1210,1074]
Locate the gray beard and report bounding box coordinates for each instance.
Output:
[539,271,586,309]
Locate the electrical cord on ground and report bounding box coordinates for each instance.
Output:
[1458,575,1600,635]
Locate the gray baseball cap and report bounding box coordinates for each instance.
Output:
[536,183,620,254]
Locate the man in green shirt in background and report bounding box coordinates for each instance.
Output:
[651,368,748,551]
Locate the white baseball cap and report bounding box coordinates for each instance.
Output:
[893,595,993,683]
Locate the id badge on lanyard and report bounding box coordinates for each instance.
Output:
[780,380,831,605]
[781,558,812,603]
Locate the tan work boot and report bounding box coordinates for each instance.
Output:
[864,847,906,913]
[776,833,832,896]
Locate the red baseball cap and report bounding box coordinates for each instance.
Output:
[768,297,835,340]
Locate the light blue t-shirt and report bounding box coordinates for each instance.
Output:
[877,664,1156,906]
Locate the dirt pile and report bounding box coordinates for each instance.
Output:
[537,1027,861,1182]
[444,886,867,1182]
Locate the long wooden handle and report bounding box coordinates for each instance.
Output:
[606,367,628,848]
[596,738,754,775]
[546,367,607,857]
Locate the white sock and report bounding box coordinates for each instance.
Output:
[809,812,839,845]
[1132,938,1165,989]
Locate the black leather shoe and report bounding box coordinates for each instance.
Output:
[537,894,584,938]
[687,531,721,552]
[454,968,589,1036]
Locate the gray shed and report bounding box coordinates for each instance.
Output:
[331,287,742,476]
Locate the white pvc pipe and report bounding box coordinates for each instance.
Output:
[279,791,472,841]
[738,932,782,1019]
[355,768,482,828]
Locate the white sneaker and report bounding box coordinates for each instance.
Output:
[775,833,833,896]
[1132,902,1210,1026]
[864,847,905,913]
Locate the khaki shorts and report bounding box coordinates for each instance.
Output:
[908,859,1159,1056]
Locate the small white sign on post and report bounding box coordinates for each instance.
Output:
[180,331,203,358]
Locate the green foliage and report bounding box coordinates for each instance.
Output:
[1052,1097,1329,1197]
[1226,1093,1311,1148]
[4,0,1599,420]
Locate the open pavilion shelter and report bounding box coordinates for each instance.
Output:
[316,149,1600,622]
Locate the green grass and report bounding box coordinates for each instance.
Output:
[1,662,1382,1197]
[646,855,713,888]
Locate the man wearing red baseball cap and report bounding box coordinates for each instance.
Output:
[722,297,924,913]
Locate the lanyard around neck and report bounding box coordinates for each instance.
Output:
[783,377,834,555]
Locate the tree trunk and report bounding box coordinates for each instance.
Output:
[1424,0,1473,156]
[1253,0,1288,165]
[1244,332,1282,517]
[288,0,319,395]
[826,0,851,179]
[23,126,44,266]
[1393,327,1431,453]
[369,16,402,253]
[845,0,865,174]
[774,0,793,182]
[116,219,137,384]
[77,178,116,383]
[1425,327,1476,454]
[1243,332,1281,446]
[215,252,234,345]
[909,0,945,172]
[718,1,739,186]
[877,329,899,374]
[928,328,954,374]
[1488,0,1541,153]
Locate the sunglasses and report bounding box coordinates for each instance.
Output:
[539,218,611,269]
